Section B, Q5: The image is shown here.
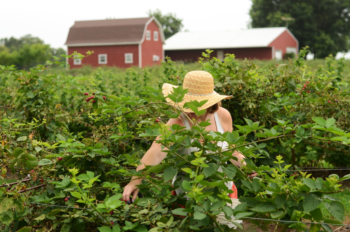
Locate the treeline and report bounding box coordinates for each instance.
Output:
[0,35,66,70]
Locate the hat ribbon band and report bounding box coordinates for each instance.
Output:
[186,91,214,97]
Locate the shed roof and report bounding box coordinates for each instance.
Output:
[164,27,294,50]
[65,17,164,46]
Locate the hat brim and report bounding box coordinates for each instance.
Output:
[162,83,233,113]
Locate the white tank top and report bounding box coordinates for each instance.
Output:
[172,112,234,192]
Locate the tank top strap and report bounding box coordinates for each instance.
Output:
[181,113,191,129]
[214,112,224,133]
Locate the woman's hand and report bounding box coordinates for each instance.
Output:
[123,179,141,202]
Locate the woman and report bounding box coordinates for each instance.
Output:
[123,70,248,203]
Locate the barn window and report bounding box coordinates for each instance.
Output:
[154,31,158,41]
[98,54,107,64]
[286,47,297,55]
[153,55,159,62]
[146,30,151,40]
[73,55,81,65]
[125,53,133,64]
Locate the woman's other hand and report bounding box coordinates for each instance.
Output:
[123,179,141,202]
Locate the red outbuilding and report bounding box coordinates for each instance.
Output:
[164,27,298,61]
[65,17,165,68]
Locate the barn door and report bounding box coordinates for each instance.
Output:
[275,50,282,60]
[217,50,224,61]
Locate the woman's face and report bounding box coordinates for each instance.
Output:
[185,112,196,119]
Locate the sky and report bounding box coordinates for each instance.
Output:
[2,0,253,49]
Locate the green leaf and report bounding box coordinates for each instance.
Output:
[134,225,146,232]
[38,159,53,166]
[98,226,112,232]
[274,194,287,208]
[339,174,350,182]
[172,208,188,216]
[112,225,121,232]
[303,193,322,213]
[234,211,255,219]
[21,154,38,168]
[325,118,336,128]
[0,211,13,226]
[310,208,323,221]
[182,180,191,190]
[241,180,252,191]
[61,223,72,232]
[251,179,261,193]
[210,201,224,212]
[309,224,321,232]
[233,202,247,214]
[312,117,326,126]
[315,178,323,190]
[251,203,276,213]
[321,224,333,232]
[223,206,234,217]
[17,136,27,142]
[17,227,33,232]
[302,178,316,189]
[193,211,207,220]
[71,192,82,199]
[325,201,344,222]
[222,165,237,179]
[34,214,45,221]
[13,147,24,158]
[203,163,218,177]
[163,166,177,182]
[146,164,167,174]
[270,211,286,219]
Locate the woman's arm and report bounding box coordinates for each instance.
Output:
[122,118,182,202]
[217,107,247,167]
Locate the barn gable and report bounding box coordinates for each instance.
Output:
[65,17,165,68]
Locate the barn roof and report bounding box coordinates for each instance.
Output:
[164,27,295,50]
[65,17,165,46]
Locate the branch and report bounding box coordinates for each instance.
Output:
[18,184,46,193]
[0,176,31,188]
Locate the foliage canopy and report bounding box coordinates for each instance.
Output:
[148,9,184,40]
[249,0,350,58]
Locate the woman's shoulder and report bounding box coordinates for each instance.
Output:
[216,107,233,131]
[166,117,185,127]
[216,107,232,121]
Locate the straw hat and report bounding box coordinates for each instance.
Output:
[162,71,232,112]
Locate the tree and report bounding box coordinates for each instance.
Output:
[249,0,350,58]
[0,34,66,69]
[148,9,183,40]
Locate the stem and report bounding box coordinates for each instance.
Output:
[18,184,46,193]
[75,183,113,227]
[144,178,161,192]
[1,176,31,188]
[209,214,224,232]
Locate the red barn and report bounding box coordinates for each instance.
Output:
[65,17,165,68]
[164,27,298,61]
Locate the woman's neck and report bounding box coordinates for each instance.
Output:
[186,112,210,123]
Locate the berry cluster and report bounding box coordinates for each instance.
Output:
[84,92,106,103]
[302,81,310,93]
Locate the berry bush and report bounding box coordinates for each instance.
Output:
[0,49,350,231]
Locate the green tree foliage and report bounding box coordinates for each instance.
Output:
[0,34,66,69]
[249,0,350,58]
[148,9,183,39]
